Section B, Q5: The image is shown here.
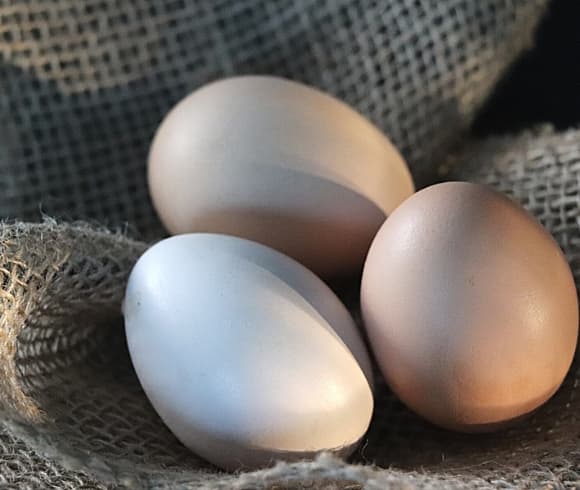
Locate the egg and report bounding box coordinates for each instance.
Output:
[124,233,374,470]
[148,76,414,277]
[361,182,578,432]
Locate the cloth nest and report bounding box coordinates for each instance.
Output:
[1,1,578,488]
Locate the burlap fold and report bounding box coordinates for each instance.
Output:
[1,126,580,487]
[0,0,547,237]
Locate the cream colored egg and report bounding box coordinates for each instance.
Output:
[148,76,414,277]
[124,234,374,470]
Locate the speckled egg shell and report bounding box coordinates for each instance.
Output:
[361,182,578,432]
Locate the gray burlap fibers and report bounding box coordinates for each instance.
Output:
[0,0,546,239]
[2,1,579,489]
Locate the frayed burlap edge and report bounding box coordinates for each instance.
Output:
[0,220,146,422]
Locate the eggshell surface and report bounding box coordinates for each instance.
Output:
[361,182,578,432]
[148,76,414,277]
[124,234,374,470]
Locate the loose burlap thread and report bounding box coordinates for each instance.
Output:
[1,1,579,489]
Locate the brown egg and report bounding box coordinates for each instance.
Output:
[148,76,414,277]
[361,182,578,432]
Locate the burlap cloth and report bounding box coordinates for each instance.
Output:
[1,1,578,488]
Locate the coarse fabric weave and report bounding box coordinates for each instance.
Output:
[0,0,546,238]
[1,1,578,489]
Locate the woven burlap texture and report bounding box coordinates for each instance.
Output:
[1,0,578,488]
[0,0,546,239]
[2,128,580,488]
